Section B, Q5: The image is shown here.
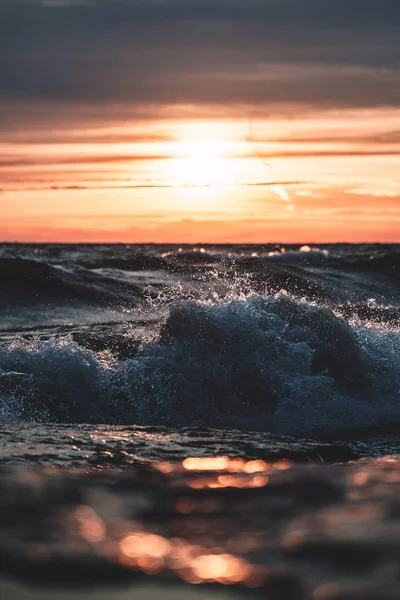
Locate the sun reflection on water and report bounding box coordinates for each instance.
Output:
[71,455,289,588]
[118,532,268,586]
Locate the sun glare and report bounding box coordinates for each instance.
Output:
[170,124,239,188]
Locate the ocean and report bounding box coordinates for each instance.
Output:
[0,243,399,599]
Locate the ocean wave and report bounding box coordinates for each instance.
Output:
[2,246,398,317]
[262,246,330,265]
[258,246,400,277]
[339,250,400,278]
[1,295,399,436]
[77,246,400,276]
[0,257,144,308]
[78,255,168,271]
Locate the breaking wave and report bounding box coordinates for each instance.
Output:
[1,295,399,437]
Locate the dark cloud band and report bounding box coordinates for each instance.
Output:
[0,0,399,110]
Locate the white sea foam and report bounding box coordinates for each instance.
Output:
[0,295,399,436]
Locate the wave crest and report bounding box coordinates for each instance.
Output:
[1,295,399,435]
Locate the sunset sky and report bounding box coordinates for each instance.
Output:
[1,0,399,243]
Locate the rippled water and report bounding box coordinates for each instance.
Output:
[1,456,399,599]
[0,243,399,599]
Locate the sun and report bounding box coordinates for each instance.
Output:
[169,124,238,188]
[176,140,233,187]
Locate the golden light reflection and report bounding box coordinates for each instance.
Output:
[183,457,233,471]
[75,506,106,543]
[11,455,399,596]
[178,457,275,489]
[187,474,270,490]
[191,553,250,583]
[182,457,269,472]
[154,456,293,485]
[181,456,292,473]
[118,532,268,587]
[120,533,171,559]
[75,457,298,589]
[352,471,369,486]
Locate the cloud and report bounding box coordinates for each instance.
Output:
[0,0,399,111]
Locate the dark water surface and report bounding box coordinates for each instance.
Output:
[0,243,399,599]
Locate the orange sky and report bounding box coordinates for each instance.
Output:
[1,105,399,243]
[1,0,399,243]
